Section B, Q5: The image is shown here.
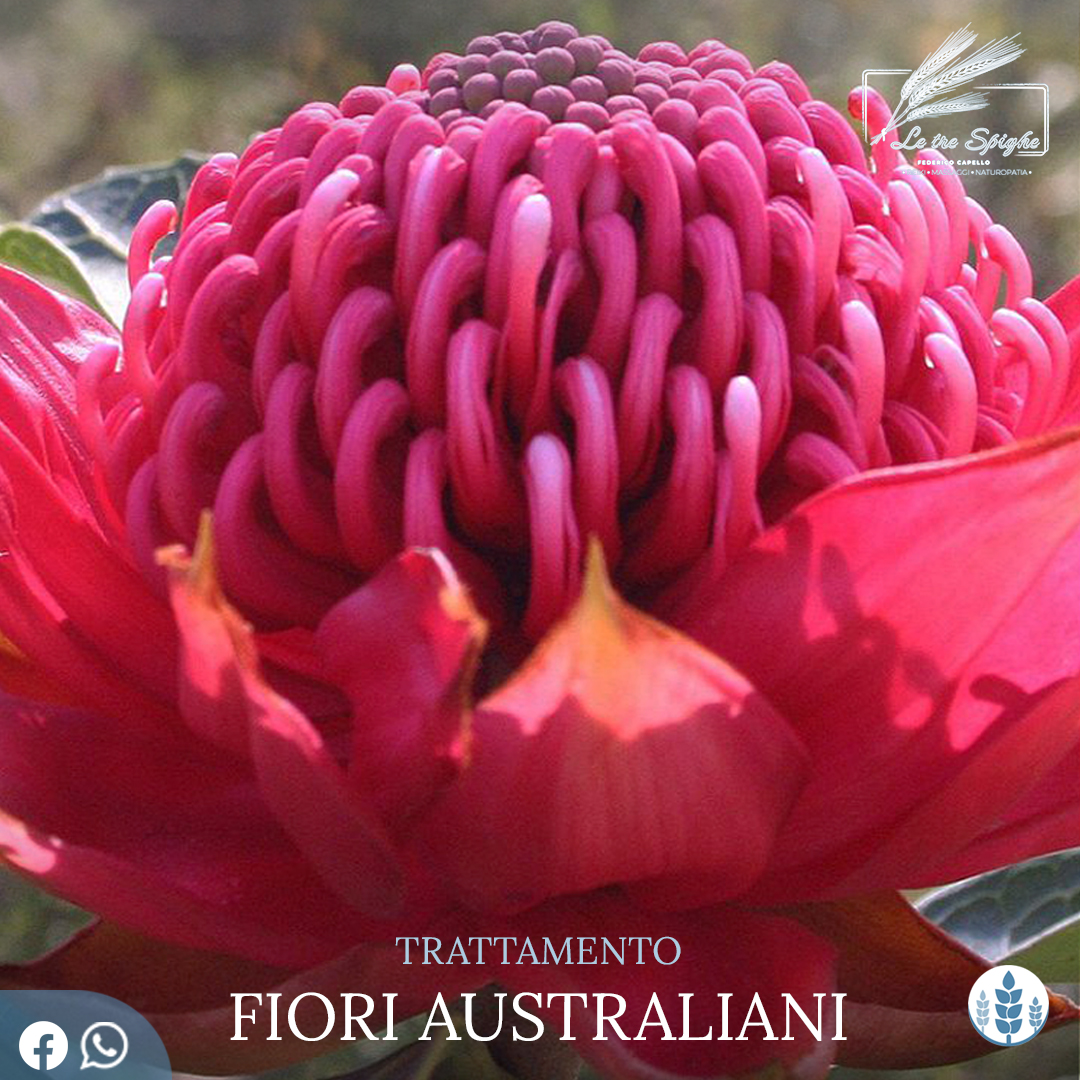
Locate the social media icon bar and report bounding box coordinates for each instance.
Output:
[80,1022,129,1070]
[3,988,171,1077]
[18,1021,69,1071]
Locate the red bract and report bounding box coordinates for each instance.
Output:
[1,20,1079,1079]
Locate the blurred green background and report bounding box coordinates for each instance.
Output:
[0,0,1077,292]
[0,0,1078,1077]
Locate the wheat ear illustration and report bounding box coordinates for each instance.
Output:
[873,24,976,141]
[905,91,990,123]
[1029,996,1043,1031]
[994,969,1023,1045]
[872,28,1025,143]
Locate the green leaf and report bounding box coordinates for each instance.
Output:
[918,847,1080,982]
[25,154,205,324]
[0,865,91,965]
[0,224,109,319]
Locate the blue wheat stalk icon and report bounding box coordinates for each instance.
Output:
[1029,996,1043,1031]
[976,989,990,1030]
[994,970,1023,1044]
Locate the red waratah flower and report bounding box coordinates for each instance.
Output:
[1,19,1079,1079]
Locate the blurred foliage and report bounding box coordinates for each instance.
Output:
[0,0,1077,291]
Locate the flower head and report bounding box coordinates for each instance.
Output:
[1,20,1079,1080]
[73,25,1078,656]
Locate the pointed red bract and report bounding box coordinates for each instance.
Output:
[318,546,488,824]
[163,527,416,921]
[423,546,808,913]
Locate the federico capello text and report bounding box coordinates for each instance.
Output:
[231,991,848,1044]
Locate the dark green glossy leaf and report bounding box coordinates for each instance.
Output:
[26,155,205,324]
[918,847,1080,982]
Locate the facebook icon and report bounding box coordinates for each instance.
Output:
[18,1022,68,1070]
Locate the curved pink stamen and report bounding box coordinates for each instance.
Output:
[248,209,301,333]
[797,147,845,316]
[685,214,743,391]
[612,120,683,299]
[466,105,549,243]
[840,299,886,451]
[722,375,763,553]
[406,239,486,427]
[263,363,345,559]
[334,380,410,571]
[743,84,813,144]
[792,355,868,470]
[121,273,166,408]
[500,192,553,421]
[165,220,231,342]
[128,201,178,290]
[289,169,361,352]
[526,249,585,436]
[307,203,393,346]
[617,293,682,487]
[214,434,353,628]
[892,166,950,293]
[523,433,581,640]
[554,357,621,563]
[175,255,260,395]
[182,153,238,230]
[991,307,1053,437]
[314,286,397,463]
[382,113,446,221]
[921,332,978,457]
[75,342,120,468]
[582,213,638,374]
[744,292,791,465]
[445,320,526,545]
[273,104,340,163]
[624,364,716,579]
[785,430,859,489]
[800,100,868,173]
[298,120,365,205]
[660,133,707,218]
[542,123,599,251]
[227,158,306,255]
[698,140,770,292]
[1018,297,1072,424]
[984,224,1033,309]
[394,146,468,315]
[156,381,232,543]
[358,99,421,162]
[767,198,816,357]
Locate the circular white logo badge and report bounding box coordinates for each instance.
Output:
[18,1021,69,1070]
[969,965,1049,1046]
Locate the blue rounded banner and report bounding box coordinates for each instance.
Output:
[0,989,171,1078]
